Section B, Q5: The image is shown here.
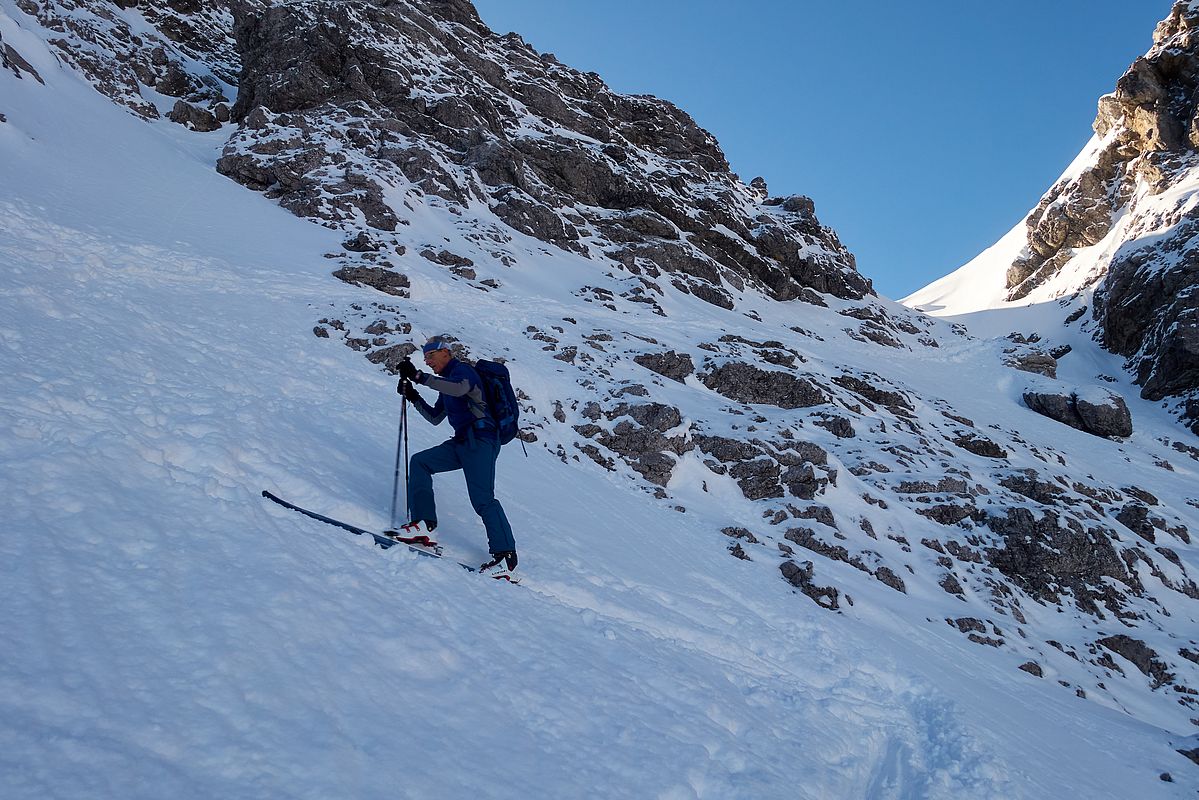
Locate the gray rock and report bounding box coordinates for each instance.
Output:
[610,402,682,432]
[366,343,417,373]
[633,351,695,383]
[168,99,220,131]
[812,414,855,439]
[156,62,199,97]
[831,374,912,412]
[999,469,1064,506]
[874,566,906,593]
[1,34,44,84]
[1008,351,1058,378]
[1096,635,1174,688]
[687,280,736,310]
[721,527,760,544]
[420,249,474,268]
[491,191,583,253]
[1115,503,1159,543]
[729,458,783,500]
[917,503,984,527]
[693,435,761,464]
[939,573,965,597]
[589,405,691,487]
[950,617,986,634]
[331,266,410,297]
[986,508,1138,616]
[343,232,382,252]
[1075,392,1134,437]
[779,560,840,609]
[952,433,1008,459]
[1023,388,1132,438]
[780,463,829,500]
[701,362,829,409]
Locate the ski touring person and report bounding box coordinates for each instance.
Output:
[397,337,517,578]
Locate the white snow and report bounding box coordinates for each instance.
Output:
[2,3,1197,798]
[900,134,1113,317]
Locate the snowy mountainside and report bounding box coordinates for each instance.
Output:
[2,0,1199,796]
[905,0,1199,435]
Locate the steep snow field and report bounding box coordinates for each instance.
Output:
[2,7,1197,798]
[899,134,1110,317]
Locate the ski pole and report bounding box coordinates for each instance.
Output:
[402,390,410,520]
[387,386,406,532]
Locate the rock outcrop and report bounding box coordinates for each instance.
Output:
[13,0,237,120]
[999,1,1199,425]
[1022,387,1133,438]
[215,0,872,305]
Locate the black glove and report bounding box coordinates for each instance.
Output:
[398,359,418,381]
[401,381,422,402]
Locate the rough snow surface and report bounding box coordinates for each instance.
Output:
[1,3,1197,798]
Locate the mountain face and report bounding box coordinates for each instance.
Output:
[1093,4,1199,413]
[4,0,1199,770]
[909,1,1199,434]
[216,0,871,309]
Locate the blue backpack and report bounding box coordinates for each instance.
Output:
[474,360,520,445]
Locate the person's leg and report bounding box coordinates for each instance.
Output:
[458,440,515,553]
[407,440,461,528]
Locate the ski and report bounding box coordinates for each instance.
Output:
[262,489,458,561]
[261,490,520,583]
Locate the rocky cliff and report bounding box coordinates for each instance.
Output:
[213,0,871,310]
[991,1,1199,430]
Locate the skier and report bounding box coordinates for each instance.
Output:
[397,337,518,577]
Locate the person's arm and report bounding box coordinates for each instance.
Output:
[420,371,472,398]
[412,391,446,425]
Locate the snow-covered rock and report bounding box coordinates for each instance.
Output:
[906,0,1199,433]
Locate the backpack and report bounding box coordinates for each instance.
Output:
[474,360,520,445]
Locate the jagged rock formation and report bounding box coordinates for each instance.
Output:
[214,0,871,306]
[13,0,237,118]
[1000,1,1199,427]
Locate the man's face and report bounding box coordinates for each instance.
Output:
[423,348,452,374]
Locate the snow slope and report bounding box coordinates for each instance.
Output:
[2,4,1198,798]
[900,135,1113,318]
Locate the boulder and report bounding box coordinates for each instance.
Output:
[1022,387,1132,438]
[634,351,695,383]
[168,99,220,131]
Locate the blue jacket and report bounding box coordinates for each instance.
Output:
[412,358,496,442]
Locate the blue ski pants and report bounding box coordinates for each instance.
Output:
[408,437,515,554]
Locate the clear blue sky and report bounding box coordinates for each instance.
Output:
[471,1,1173,299]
